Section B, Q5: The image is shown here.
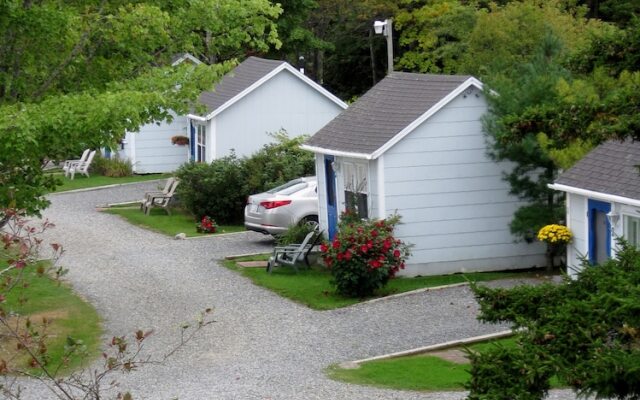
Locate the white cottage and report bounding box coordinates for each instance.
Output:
[549,140,640,277]
[115,56,346,173]
[187,57,347,163]
[302,72,545,277]
[114,53,203,174]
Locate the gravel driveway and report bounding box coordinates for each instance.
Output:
[14,182,582,399]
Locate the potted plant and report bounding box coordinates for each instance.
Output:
[171,135,190,146]
[537,224,572,270]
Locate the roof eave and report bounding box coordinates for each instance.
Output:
[549,183,640,208]
[300,144,372,160]
[171,53,203,67]
[187,113,206,122]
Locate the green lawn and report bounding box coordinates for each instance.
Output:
[50,172,171,192]
[328,337,564,391]
[1,258,102,374]
[224,256,544,310]
[104,206,245,237]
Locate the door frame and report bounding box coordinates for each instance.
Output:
[189,121,196,161]
[324,155,338,239]
[588,199,611,264]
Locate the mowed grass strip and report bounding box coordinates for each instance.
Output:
[50,173,171,193]
[325,337,565,392]
[224,256,545,310]
[1,259,102,374]
[104,206,245,237]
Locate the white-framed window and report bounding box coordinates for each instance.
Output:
[343,162,368,219]
[196,124,206,162]
[624,214,640,248]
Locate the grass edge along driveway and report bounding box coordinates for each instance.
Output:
[327,336,565,391]
[223,255,552,310]
[104,206,245,237]
[50,172,171,193]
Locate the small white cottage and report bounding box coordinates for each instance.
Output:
[549,140,640,277]
[114,56,346,173]
[302,72,545,276]
[187,57,347,163]
[113,53,203,174]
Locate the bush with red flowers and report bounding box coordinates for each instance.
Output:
[196,216,217,233]
[321,214,411,298]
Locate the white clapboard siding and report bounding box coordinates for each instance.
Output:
[214,70,344,159]
[383,87,545,275]
[566,193,588,277]
[127,114,189,173]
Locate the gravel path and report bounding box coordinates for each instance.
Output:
[14,182,582,399]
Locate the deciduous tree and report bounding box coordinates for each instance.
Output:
[0,0,282,226]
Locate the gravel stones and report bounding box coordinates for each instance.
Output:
[13,182,585,400]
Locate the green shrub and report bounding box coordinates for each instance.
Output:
[177,132,316,226]
[242,130,315,195]
[175,155,245,224]
[320,214,412,298]
[90,152,109,175]
[90,153,132,177]
[276,223,317,246]
[468,240,640,399]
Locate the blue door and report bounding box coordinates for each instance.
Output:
[588,199,611,265]
[324,155,338,239]
[189,121,196,161]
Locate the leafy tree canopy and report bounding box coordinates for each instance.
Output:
[0,0,282,223]
[463,0,606,78]
[395,0,477,73]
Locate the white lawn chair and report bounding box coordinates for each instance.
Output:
[68,150,96,180]
[267,226,323,273]
[63,149,90,177]
[142,179,180,215]
[140,177,176,211]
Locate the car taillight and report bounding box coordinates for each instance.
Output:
[260,200,292,209]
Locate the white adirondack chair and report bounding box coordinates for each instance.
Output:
[68,150,96,180]
[62,149,90,177]
[267,226,323,273]
[140,177,176,210]
[142,179,180,215]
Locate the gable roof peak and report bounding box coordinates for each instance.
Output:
[192,56,345,120]
[303,72,481,157]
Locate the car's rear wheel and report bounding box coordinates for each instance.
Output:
[300,215,319,229]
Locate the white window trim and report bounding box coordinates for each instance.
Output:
[340,159,370,219]
[196,124,206,162]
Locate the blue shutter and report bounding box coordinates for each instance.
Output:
[189,121,196,161]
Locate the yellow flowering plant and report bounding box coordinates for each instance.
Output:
[537,224,572,244]
[537,224,572,269]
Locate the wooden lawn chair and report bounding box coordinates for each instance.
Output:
[140,177,176,211]
[267,226,323,273]
[63,149,90,177]
[68,150,96,180]
[143,179,180,215]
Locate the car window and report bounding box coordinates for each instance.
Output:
[267,179,304,194]
[277,182,308,195]
[267,178,317,195]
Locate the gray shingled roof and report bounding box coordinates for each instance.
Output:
[305,72,471,155]
[196,57,285,116]
[555,140,640,200]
